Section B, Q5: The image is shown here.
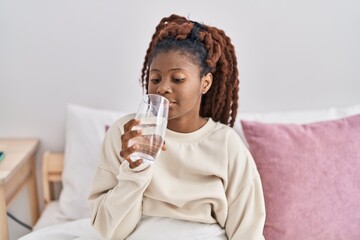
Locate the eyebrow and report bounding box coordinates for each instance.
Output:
[150,68,185,72]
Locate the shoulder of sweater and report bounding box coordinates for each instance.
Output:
[212,121,249,153]
[213,121,243,141]
[97,113,135,174]
[106,113,136,135]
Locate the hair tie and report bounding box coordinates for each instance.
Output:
[190,20,204,30]
[189,20,205,41]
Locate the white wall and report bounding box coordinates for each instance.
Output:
[1,0,359,238]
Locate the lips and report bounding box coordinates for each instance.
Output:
[166,99,176,107]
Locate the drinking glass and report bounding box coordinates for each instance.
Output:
[128,94,169,164]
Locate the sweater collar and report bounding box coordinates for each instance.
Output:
[165,118,216,143]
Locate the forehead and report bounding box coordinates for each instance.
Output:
[149,50,200,72]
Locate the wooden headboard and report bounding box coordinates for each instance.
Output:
[42,152,64,204]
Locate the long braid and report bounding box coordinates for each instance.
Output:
[200,25,239,126]
[141,14,239,127]
[211,27,239,126]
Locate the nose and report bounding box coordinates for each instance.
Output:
[156,81,172,95]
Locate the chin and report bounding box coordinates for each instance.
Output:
[167,111,180,121]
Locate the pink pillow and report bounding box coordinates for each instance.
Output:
[241,114,360,240]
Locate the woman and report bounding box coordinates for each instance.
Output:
[89,14,266,240]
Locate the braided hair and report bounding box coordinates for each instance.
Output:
[141,14,239,127]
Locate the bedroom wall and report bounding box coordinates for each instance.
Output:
[0,0,359,239]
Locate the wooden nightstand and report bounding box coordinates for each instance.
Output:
[0,139,40,240]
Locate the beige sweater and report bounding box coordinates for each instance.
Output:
[89,114,266,240]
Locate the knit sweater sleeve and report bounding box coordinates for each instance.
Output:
[224,130,266,240]
[88,117,152,239]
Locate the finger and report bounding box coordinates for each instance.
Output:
[120,144,139,160]
[161,141,167,151]
[128,158,144,169]
[123,119,140,132]
[121,129,142,144]
[121,129,142,150]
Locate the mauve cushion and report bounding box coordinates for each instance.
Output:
[241,114,360,240]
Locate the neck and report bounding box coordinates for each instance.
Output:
[167,116,208,133]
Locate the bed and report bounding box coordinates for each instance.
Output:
[20,103,360,240]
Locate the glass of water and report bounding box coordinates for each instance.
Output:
[128,94,169,164]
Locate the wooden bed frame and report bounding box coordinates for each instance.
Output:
[41,152,64,204]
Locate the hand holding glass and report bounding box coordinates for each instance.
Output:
[128,94,169,164]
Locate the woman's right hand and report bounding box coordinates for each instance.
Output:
[119,119,143,169]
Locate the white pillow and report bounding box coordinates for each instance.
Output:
[234,104,360,146]
[58,104,126,220]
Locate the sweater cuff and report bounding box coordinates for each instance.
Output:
[116,161,152,182]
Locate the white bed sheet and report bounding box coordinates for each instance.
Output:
[23,209,230,240]
[21,200,101,240]
[20,218,101,240]
[33,201,69,230]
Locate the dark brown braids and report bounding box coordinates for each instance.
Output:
[140,14,239,127]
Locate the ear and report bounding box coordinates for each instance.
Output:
[201,73,213,94]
